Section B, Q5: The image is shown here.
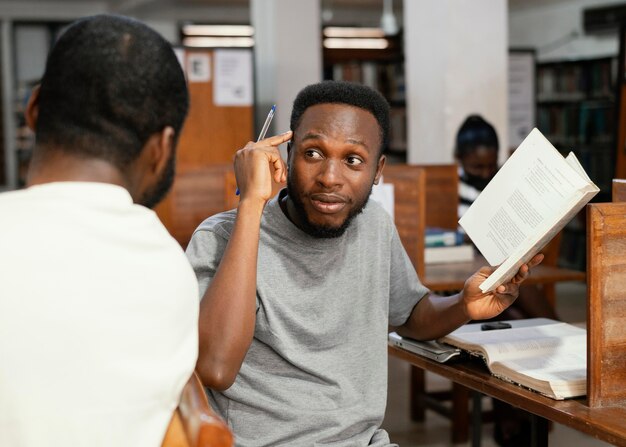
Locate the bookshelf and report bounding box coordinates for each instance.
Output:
[322,32,406,163]
[536,56,618,270]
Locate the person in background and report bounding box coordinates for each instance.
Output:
[455,115,557,320]
[0,15,198,447]
[186,81,542,446]
[455,115,556,446]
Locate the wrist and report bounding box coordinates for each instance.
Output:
[237,196,266,220]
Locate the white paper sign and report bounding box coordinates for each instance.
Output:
[214,49,253,106]
[509,52,535,148]
[187,53,211,83]
[370,180,394,221]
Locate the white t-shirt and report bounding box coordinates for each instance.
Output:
[0,182,199,447]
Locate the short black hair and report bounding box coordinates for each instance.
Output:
[290,81,390,155]
[455,115,499,158]
[35,14,189,170]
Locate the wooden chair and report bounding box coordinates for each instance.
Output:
[161,372,233,447]
[381,164,427,278]
[612,178,626,202]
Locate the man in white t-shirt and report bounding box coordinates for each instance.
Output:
[0,15,198,447]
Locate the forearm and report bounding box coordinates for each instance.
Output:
[396,292,470,341]
[197,199,264,390]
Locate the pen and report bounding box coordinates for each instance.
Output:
[257,104,276,142]
[236,104,276,195]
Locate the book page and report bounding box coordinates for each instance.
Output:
[442,320,587,399]
[493,351,586,385]
[492,351,587,399]
[459,128,596,267]
[442,322,586,364]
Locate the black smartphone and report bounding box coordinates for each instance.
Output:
[480,321,512,331]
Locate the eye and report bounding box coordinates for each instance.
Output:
[305,149,323,159]
[346,156,364,166]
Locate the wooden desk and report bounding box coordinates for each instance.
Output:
[389,345,626,447]
[423,256,586,292]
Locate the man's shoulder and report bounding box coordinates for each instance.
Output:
[193,209,239,239]
[361,199,395,229]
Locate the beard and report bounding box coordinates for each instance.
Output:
[286,171,372,239]
[139,153,175,209]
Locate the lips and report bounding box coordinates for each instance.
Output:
[309,193,348,214]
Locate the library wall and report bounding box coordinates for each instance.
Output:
[403,0,508,165]
[509,0,620,62]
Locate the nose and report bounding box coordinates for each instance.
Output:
[316,159,343,190]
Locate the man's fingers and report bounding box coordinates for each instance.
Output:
[272,157,287,184]
[260,130,292,147]
[527,253,544,269]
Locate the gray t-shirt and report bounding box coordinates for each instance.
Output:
[186,191,429,446]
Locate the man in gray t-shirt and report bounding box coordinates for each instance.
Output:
[186,81,542,446]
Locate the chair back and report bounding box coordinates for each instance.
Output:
[381,164,427,278]
[612,178,626,202]
[417,164,459,230]
[161,372,233,447]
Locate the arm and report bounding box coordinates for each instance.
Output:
[196,131,292,391]
[396,254,544,341]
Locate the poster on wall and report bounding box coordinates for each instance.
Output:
[508,51,536,150]
[187,53,211,83]
[214,49,253,106]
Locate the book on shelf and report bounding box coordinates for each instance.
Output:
[424,244,474,265]
[459,128,599,293]
[425,227,464,247]
[424,227,473,264]
[440,318,586,400]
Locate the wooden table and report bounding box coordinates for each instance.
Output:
[423,256,586,292]
[389,345,626,447]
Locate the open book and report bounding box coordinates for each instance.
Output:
[459,128,599,292]
[441,318,586,400]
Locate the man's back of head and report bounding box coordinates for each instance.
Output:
[0,15,199,447]
[32,15,188,192]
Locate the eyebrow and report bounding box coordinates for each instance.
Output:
[299,132,369,149]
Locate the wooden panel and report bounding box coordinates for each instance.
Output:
[155,164,234,248]
[177,49,253,167]
[417,164,459,230]
[612,179,626,202]
[381,164,426,278]
[156,48,253,246]
[587,202,626,408]
[223,170,284,211]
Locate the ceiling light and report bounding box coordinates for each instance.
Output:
[323,38,389,50]
[323,27,385,38]
[183,37,255,48]
[182,24,254,37]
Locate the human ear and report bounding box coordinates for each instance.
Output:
[25,85,41,131]
[373,154,386,185]
[152,126,175,175]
